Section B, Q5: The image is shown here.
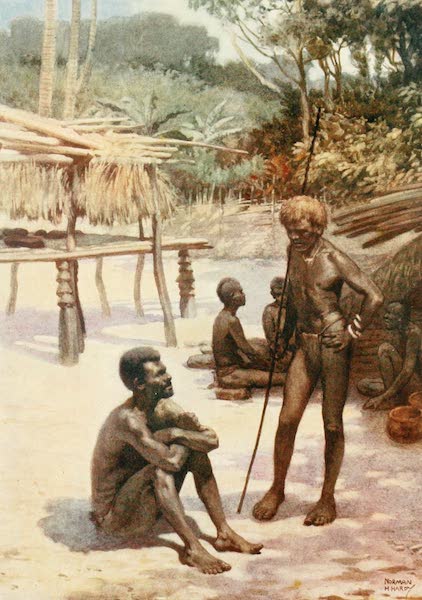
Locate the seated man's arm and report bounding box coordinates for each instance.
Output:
[118,411,189,473]
[365,331,420,407]
[154,407,219,453]
[229,316,260,359]
[262,306,276,345]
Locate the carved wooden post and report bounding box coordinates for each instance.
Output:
[177,249,196,318]
[95,257,111,317]
[56,259,80,365]
[6,263,19,315]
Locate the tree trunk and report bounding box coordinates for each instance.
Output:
[63,0,81,120]
[38,0,57,117]
[76,0,97,94]
[297,53,310,142]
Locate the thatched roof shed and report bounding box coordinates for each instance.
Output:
[0,103,247,362]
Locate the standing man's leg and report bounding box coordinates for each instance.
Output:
[253,344,319,520]
[304,342,351,526]
[186,451,263,554]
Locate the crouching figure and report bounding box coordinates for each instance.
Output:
[91,347,263,574]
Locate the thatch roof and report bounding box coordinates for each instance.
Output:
[372,234,422,301]
[333,185,422,247]
[0,104,247,226]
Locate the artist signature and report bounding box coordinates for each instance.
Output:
[384,577,416,597]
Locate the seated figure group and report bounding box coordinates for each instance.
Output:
[188,275,295,393]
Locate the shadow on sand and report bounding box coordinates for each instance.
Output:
[38,497,216,557]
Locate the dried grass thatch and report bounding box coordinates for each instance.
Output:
[79,162,175,226]
[372,234,422,301]
[0,163,70,224]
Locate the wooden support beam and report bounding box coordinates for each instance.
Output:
[6,263,19,315]
[95,257,111,317]
[150,166,177,347]
[177,249,196,318]
[56,259,80,366]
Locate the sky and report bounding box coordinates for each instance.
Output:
[0,0,241,63]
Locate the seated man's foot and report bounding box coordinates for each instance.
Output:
[215,525,263,554]
[304,497,336,527]
[252,488,285,521]
[181,544,231,574]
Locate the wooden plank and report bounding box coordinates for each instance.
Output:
[64,117,132,125]
[341,208,422,238]
[0,238,213,263]
[0,153,73,165]
[334,204,422,235]
[0,103,103,150]
[334,188,422,224]
[0,128,60,146]
[0,140,93,157]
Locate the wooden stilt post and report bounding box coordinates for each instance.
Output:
[177,249,196,318]
[95,257,111,317]
[6,263,19,315]
[134,217,145,318]
[56,259,80,365]
[150,166,177,347]
[66,170,85,352]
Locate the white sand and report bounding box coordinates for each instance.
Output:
[0,252,421,600]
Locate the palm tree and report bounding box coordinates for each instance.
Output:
[38,0,57,117]
[63,0,98,119]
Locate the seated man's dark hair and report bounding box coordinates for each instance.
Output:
[216,277,240,304]
[119,346,161,390]
[270,276,285,290]
[389,299,411,325]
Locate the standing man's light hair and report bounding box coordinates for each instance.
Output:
[279,196,329,232]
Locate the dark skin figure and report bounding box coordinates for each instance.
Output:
[213,280,286,388]
[253,218,383,526]
[91,360,262,575]
[363,302,422,410]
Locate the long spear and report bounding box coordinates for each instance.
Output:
[237,106,322,514]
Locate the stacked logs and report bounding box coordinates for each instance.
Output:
[333,185,422,247]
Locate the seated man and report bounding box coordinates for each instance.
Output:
[359,301,422,410]
[91,347,262,575]
[262,276,295,363]
[212,277,286,389]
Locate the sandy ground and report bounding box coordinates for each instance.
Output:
[0,247,421,600]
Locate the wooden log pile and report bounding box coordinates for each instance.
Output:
[0,104,247,167]
[333,185,422,247]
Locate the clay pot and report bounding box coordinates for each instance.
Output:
[387,405,422,444]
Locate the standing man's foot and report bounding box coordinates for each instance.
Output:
[215,525,263,554]
[252,488,285,521]
[181,544,231,574]
[304,497,336,526]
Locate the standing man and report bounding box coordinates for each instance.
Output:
[253,196,383,526]
[91,347,262,575]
